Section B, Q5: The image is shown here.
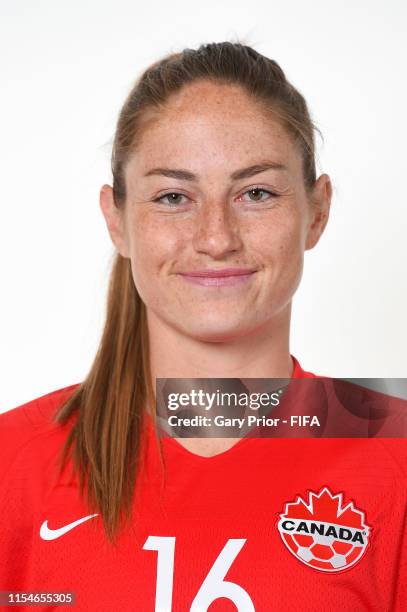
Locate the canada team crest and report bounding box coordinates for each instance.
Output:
[277,487,371,572]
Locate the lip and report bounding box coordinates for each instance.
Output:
[178,268,257,287]
[180,268,257,277]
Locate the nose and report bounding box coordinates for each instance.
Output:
[192,199,243,259]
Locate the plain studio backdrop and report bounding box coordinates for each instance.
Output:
[1,0,406,412]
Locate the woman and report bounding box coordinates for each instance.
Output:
[1,42,405,611]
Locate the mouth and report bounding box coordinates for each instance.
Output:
[178,268,257,287]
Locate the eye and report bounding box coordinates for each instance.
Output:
[153,192,187,206]
[153,187,279,206]
[238,187,278,203]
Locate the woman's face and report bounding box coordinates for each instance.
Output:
[101,80,331,342]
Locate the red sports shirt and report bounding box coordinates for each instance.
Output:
[1,357,406,611]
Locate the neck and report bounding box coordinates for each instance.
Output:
[147,303,293,382]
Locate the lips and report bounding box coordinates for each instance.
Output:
[178,268,257,287]
[180,268,256,277]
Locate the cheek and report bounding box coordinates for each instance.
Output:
[127,216,183,299]
[252,215,306,305]
[277,226,304,266]
[251,212,305,266]
[273,226,306,297]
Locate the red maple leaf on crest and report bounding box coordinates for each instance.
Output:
[282,487,368,530]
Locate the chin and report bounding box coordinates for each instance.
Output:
[178,317,259,343]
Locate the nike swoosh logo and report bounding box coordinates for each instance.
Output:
[40,513,99,540]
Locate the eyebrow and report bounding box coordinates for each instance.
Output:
[144,161,287,182]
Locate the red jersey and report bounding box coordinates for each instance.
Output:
[0,357,406,611]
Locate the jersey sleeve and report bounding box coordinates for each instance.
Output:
[377,438,407,611]
[0,401,46,590]
[0,385,80,591]
[394,505,407,610]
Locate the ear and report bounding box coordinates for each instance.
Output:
[305,173,332,250]
[99,184,130,258]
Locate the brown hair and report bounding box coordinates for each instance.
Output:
[54,41,320,545]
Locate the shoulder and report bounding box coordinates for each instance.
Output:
[0,383,81,482]
[291,355,317,378]
[373,438,407,481]
[0,382,81,432]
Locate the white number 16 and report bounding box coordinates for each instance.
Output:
[143,536,255,611]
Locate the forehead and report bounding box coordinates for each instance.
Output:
[126,80,301,177]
